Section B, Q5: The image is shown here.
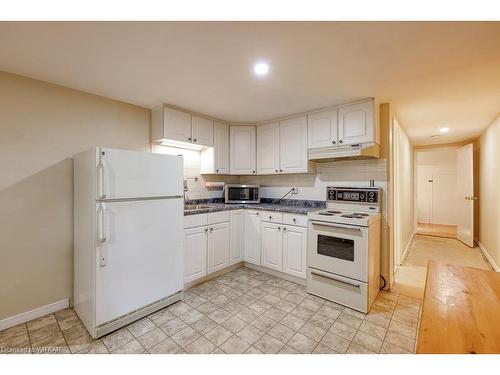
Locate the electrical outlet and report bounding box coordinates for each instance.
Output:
[291,187,298,194]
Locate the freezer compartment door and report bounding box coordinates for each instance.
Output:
[99,148,183,200]
[95,198,183,326]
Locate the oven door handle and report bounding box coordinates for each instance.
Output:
[310,270,361,288]
[309,220,363,233]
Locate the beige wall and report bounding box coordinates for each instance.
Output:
[0,72,151,320]
[393,118,414,267]
[477,115,500,270]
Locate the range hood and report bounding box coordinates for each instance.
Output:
[308,143,380,162]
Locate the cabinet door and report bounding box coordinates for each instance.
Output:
[214,121,229,174]
[307,109,338,148]
[260,222,283,272]
[192,116,214,147]
[338,100,374,145]
[164,107,192,143]
[184,226,207,284]
[207,222,230,274]
[257,122,280,174]
[279,116,308,173]
[282,225,307,279]
[230,125,256,175]
[244,210,261,265]
[230,210,244,265]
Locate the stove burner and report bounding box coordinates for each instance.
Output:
[340,214,367,219]
[353,213,369,217]
[318,212,334,216]
[327,210,342,214]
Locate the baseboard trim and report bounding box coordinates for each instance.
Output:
[477,241,499,272]
[244,262,307,286]
[0,299,70,332]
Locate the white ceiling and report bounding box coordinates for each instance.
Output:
[1,22,499,145]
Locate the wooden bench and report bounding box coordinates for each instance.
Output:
[416,261,500,354]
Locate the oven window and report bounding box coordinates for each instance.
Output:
[317,235,355,262]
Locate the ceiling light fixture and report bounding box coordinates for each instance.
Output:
[440,127,450,133]
[253,62,269,76]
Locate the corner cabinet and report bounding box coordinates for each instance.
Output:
[257,115,309,175]
[201,121,230,174]
[230,125,256,175]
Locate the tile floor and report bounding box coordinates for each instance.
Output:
[393,234,492,299]
[0,267,421,354]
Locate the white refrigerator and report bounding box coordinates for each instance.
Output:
[73,147,184,338]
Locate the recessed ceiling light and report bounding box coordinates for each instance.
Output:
[254,62,269,76]
[440,127,450,133]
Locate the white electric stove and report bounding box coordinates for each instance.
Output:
[306,186,382,313]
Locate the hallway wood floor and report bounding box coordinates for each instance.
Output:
[416,223,457,239]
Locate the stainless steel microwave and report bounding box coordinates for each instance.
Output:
[224,184,260,204]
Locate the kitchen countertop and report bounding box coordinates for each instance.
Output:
[184,199,325,216]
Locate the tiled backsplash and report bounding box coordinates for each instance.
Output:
[152,145,387,204]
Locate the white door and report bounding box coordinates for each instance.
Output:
[230,210,244,265]
[280,116,308,173]
[230,125,256,175]
[282,225,307,279]
[307,109,338,149]
[260,222,283,272]
[431,171,458,225]
[244,210,261,265]
[257,122,280,174]
[100,148,183,200]
[338,100,374,145]
[207,222,230,274]
[184,226,207,284]
[163,107,192,143]
[214,121,229,174]
[192,116,214,147]
[457,144,475,247]
[95,198,183,325]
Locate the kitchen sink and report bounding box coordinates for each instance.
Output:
[184,204,211,211]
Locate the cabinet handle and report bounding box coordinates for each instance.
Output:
[188,137,192,141]
[205,228,208,233]
[253,170,256,174]
[283,227,287,231]
[278,226,281,231]
[216,169,219,173]
[339,140,343,144]
[332,140,336,145]
[193,138,197,142]
[269,216,272,219]
[210,227,213,232]
[280,169,283,173]
[275,169,278,173]
[256,212,259,216]
[293,218,296,223]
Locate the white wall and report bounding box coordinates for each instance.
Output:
[415,148,458,225]
[478,116,500,271]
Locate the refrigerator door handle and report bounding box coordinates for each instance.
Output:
[98,203,107,243]
[98,151,107,200]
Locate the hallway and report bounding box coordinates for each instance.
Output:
[392,235,492,299]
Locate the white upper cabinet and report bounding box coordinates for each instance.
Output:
[338,100,375,145]
[151,106,192,143]
[260,222,283,272]
[200,121,229,174]
[279,116,308,173]
[229,210,244,265]
[230,125,256,175]
[257,122,280,174]
[191,116,214,147]
[307,109,338,149]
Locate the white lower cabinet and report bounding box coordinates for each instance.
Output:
[244,210,261,266]
[229,210,244,265]
[207,222,230,274]
[282,225,307,279]
[184,226,207,284]
[260,222,283,272]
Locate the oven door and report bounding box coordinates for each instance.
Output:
[307,220,368,282]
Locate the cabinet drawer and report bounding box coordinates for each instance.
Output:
[261,211,284,224]
[208,210,230,225]
[184,213,208,229]
[283,213,308,227]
